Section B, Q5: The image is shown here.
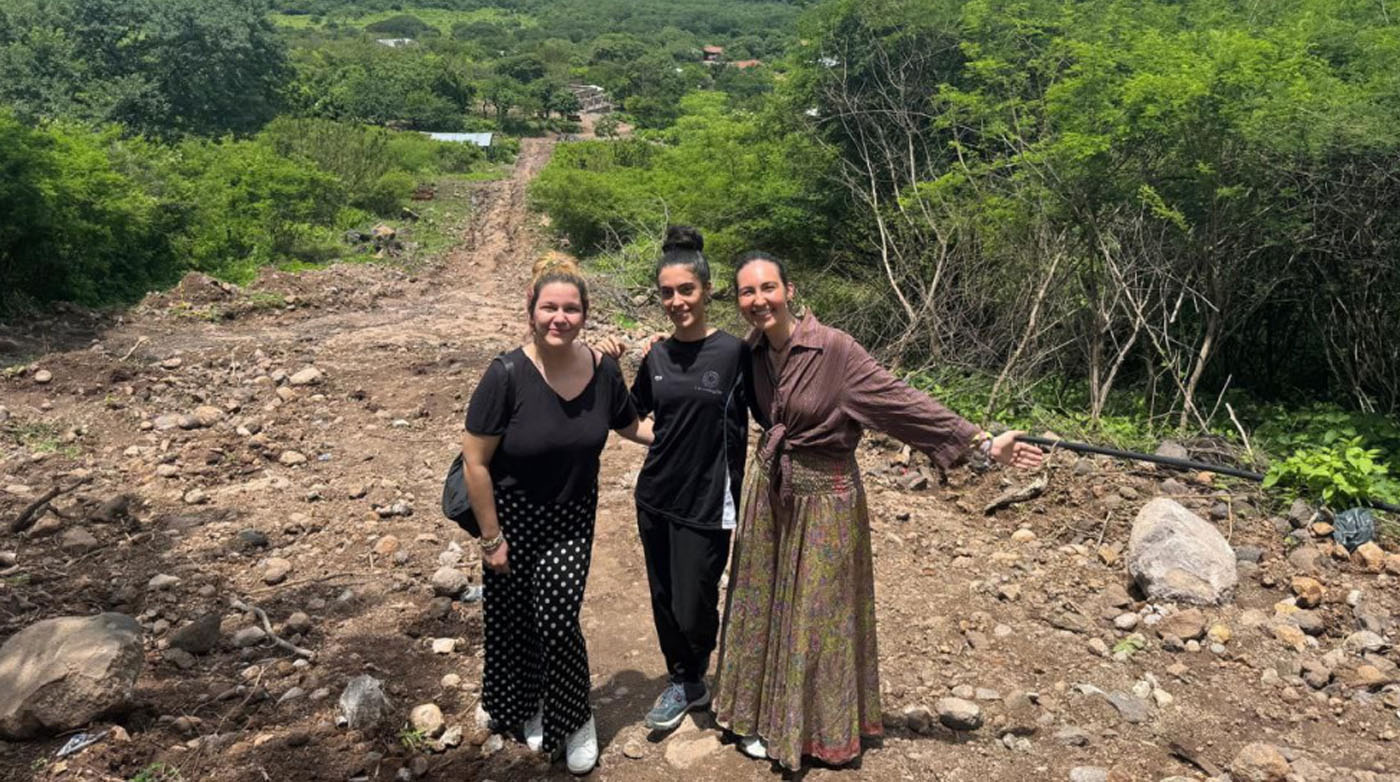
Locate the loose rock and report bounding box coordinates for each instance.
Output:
[59,527,100,555]
[339,675,390,729]
[935,697,983,731]
[409,703,445,738]
[1155,608,1207,641]
[373,535,400,557]
[147,573,181,591]
[434,725,464,751]
[1352,542,1385,572]
[192,405,224,427]
[1127,498,1237,605]
[0,613,144,739]
[431,567,470,597]
[1291,576,1324,608]
[262,558,292,584]
[289,366,324,386]
[1343,630,1386,654]
[169,614,221,655]
[1106,691,1151,724]
[237,529,269,549]
[232,626,267,648]
[284,612,313,636]
[664,734,723,769]
[1231,742,1290,782]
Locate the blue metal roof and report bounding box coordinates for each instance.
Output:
[424,132,494,147]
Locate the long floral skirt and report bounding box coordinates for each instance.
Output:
[712,448,881,770]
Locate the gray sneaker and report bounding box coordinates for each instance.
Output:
[644,682,710,731]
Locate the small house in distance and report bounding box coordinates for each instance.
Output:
[702,45,724,64]
[424,132,494,148]
[375,38,415,48]
[569,84,613,114]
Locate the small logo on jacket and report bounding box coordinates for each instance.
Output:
[701,370,721,390]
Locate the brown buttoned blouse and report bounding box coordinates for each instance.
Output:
[750,313,980,472]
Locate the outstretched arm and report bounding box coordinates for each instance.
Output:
[840,338,1043,470]
[839,338,980,468]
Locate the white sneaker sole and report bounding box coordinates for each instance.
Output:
[741,735,767,759]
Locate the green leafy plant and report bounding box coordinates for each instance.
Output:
[1112,634,1147,656]
[398,725,428,751]
[1263,438,1400,508]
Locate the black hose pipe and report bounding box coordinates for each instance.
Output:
[1013,434,1400,514]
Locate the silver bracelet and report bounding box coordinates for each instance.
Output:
[479,532,505,553]
[968,432,994,469]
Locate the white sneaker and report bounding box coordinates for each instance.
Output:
[524,702,544,752]
[565,715,598,774]
[741,734,767,759]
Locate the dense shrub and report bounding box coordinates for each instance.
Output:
[0,114,179,311]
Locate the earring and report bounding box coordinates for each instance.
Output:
[790,293,807,319]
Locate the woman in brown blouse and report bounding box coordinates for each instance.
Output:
[711,251,1044,770]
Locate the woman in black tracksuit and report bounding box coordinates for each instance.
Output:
[626,226,765,731]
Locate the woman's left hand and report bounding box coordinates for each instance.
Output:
[991,431,1044,470]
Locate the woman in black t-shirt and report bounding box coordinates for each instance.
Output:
[461,255,650,775]
[614,227,764,732]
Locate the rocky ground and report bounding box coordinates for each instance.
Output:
[2,135,1400,782]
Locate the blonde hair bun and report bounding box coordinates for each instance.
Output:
[532,251,582,285]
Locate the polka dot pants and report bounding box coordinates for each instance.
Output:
[481,488,596,752]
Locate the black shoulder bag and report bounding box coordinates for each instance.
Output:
[442,355,515,537]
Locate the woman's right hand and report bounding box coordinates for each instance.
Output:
[483,538,510,575]
[595,336,626,360]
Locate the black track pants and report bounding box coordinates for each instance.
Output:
[637,506,732,687]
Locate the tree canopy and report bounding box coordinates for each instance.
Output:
[0,0,287,136]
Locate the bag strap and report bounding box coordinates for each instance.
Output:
[494,352,518,418]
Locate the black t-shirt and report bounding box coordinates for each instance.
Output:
[631,331,758,529]
[465,347,637,505]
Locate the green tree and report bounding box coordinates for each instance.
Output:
[0,0,287,136]
[0,113,179,310]
[170,138,346,280]
[363,14,437,38]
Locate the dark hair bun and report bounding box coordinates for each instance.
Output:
[662,225,703,253]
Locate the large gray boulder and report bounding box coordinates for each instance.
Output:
[0,613,144,739]
[1127,498,1237,605]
